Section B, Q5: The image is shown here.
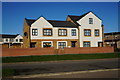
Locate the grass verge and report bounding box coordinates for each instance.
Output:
[2,52,120,63]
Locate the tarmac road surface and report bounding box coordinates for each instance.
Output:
[3,58,119,76]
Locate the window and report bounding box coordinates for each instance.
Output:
[32,29,38,36]
[84,29,91,36]
[24,32,27,36]
[43,29,52,36]
[43,42,52,48]
[58,29,67,36]
[20,39,23,42]
[83,41,90,47]
[10,39,14,42]
[89,18,93,24]
[95,29,99,36]
[58,42,66,49]
[71,29,76,36]
[0,39,3,42]
[6,39,8,42]
[16,39,18,42]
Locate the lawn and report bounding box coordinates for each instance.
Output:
[2,52,120,63]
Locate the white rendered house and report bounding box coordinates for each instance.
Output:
[23,11,104,49]
[0,34,23,48]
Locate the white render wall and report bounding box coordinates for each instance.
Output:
[30,13,103,47]
[77,12,102,47]
[31,17,78,39]
[13,35,23,43]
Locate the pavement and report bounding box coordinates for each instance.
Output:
[13,68,120,78]
[2,58,120,78]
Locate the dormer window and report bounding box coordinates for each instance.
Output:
[89,18,93,24]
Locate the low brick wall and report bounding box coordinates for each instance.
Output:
[2,47,114,57]
[64,47,114,54]
[2,47,54,57]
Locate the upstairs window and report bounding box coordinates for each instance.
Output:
[16,39,18,42]
[71,29,76,36]
[95,29,99,36]
[58,29,67,36]
[10,39,14,42]
[6,39,8,42]
[20,39,23,42]
[84,29,91,36]
[0,39,3,42]
[43,29,52,36]
[32,29,38,36]
[89,18,93,24]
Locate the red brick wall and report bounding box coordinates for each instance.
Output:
[63,47,114,54]
[2,47,114,57]
[2,47,54,57]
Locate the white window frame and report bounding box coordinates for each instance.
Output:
[32,28,38,36]
[71,29,76,36]
[42,41,53,48]
[89,18,93,24]
[58,29,67,36]
[57,41,67,49]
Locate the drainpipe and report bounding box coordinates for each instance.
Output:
[112,33,114,47]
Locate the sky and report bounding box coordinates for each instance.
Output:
[2,2,118,35]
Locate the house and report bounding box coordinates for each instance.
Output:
[23,11,104,49]
[0,34,23,48]
[104,32,120,49]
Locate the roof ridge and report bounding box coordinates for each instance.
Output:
[68,15,81,17]
[48,20,69,22]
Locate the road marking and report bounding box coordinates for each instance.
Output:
[12,68,120,78]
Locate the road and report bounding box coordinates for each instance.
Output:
[3,58,119,77]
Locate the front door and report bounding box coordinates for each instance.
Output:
[30,42,36,48]
[71,41,76,47]
[98,42,103,47]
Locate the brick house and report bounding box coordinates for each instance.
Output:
[0,34,23,48]
[23,11,104,49]
[104,32,120,49]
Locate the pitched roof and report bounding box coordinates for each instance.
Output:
[25,18,36,26]
[47,20,77,28]
[25,11,96,27]
[104,39,120,42]
[25,18,77,28]
[104,32,120,35]
[68,11,90,25]
[0,34,19,38]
